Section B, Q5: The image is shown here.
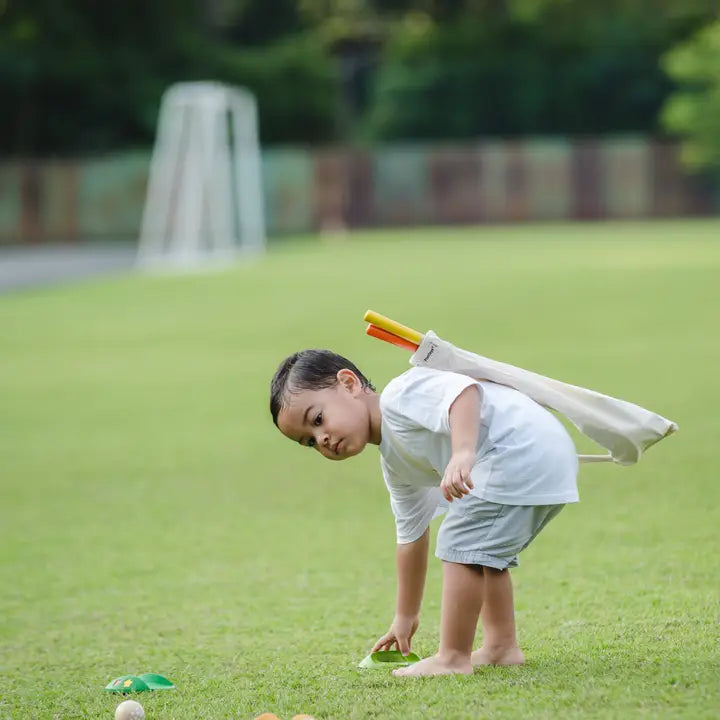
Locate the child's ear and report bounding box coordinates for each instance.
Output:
[336,369,359,393]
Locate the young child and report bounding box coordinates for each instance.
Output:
[269,348,579,677]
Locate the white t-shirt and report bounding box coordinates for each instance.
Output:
[379,367,579,544]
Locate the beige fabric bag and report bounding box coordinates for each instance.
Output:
[410,331,677,465]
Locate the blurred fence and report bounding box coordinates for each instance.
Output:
[0,137,717,243]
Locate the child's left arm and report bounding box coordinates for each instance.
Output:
[441,385,481,502]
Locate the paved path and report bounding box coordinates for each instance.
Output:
[0,243,136,293]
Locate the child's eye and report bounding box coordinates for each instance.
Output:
[313,412,322,426]
[308,437,316,448]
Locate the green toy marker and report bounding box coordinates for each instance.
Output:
[358,650,421,669]
[105,673,175,693]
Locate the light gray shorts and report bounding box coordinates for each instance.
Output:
[435,494,565,570]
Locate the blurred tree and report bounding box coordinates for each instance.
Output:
[207,0,306,45]
[0,0,339,154]
[295,1,389,133]
[364,0,717,140]
[661,20,720,170]
[0,0,717,152]
[0,0,202,153]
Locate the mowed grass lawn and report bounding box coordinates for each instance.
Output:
[1,220,719,720]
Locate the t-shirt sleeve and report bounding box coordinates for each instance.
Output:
[381,459,447,544]
[394,368,482,435]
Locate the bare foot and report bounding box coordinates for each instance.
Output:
[471,645,525,666]
[393,654,472,677]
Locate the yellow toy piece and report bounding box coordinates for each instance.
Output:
[363,310,423,346]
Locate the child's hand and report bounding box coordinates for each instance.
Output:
[441,450,475,502]
[371,614,419,657]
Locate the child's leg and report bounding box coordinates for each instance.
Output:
[403,500,564,677]
[439,561,484,662]
[471,567,524,666]
[393,561,481,676]
[471,504,566,665]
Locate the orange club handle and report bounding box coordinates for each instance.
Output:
[366,324,419,352]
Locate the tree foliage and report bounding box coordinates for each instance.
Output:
[0,0,339,155]
[662,20,720,170]
[365,0,717,140]
[0,0,717,154]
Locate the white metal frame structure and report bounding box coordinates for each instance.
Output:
[137,82,265,270]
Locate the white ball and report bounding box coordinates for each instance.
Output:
[115,699,145,720]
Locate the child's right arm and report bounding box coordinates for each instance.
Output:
[396,527,429,618]
[371,528,429,656]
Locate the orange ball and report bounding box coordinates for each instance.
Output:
[254,715,281,720]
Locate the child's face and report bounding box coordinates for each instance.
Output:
[276,370,373,461]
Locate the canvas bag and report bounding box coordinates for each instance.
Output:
[410,331,677,465]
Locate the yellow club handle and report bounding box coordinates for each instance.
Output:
[363,310,424,346]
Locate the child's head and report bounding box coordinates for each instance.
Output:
[270,349,378,461]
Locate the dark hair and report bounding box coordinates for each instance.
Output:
[270,349,375,426]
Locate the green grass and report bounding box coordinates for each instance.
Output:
[1,219,719,720]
